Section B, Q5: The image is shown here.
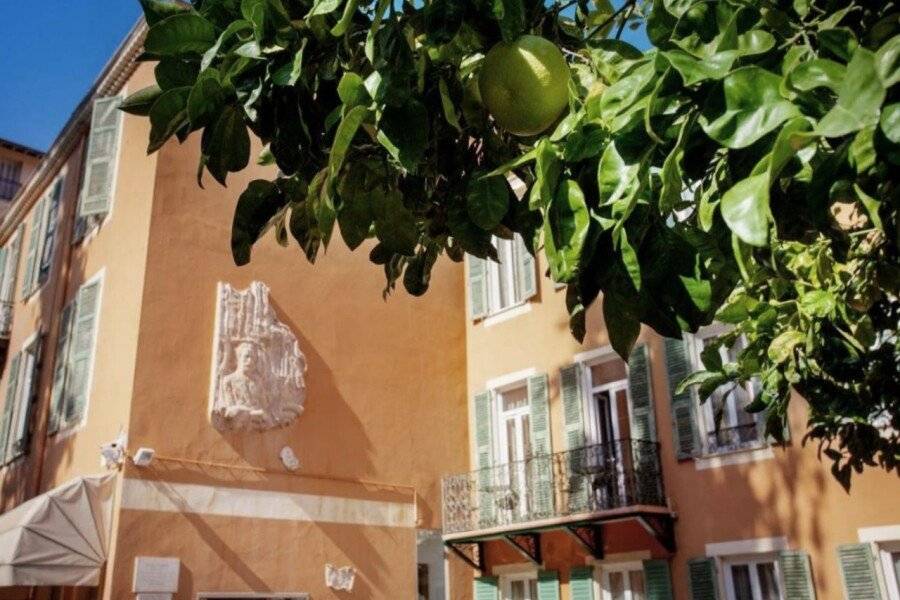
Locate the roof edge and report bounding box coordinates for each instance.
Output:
[0,138,44,158]
[0,18,148,243]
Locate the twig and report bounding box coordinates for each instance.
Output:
[586,0,638,39]
[614,1,635,39]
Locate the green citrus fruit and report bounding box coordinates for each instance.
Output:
[478,35,570,137]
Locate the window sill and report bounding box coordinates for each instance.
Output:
[694,445,774,470]
[481,302,532,327]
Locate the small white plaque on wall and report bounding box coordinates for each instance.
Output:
[133,556,180,593]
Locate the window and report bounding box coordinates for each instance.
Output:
[0,225,23,335]
[503,573,538,600]
[468,234,536,320]
[0,333,41,464]
[600,562,646,600]
[74,95,123,243]
[48,274,103,434]
[878,541,900,600]
[689,325,763,455]
[723,556,783,600]
[0,159,23,201]
[22,175,64,299]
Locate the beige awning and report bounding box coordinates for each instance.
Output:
[0,473,115,587]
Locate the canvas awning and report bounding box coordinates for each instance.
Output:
[0,473,116,587]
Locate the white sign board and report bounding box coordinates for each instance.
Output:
[133,556,180,593]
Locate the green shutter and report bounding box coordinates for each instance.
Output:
[538,570,560,600]
[528,373,554,518]
[0,352,22,464]
[48,302,75,434]
[474,390,495,526]
[64,280,101,426]
[21,196,46,298]
[1,226,23,303]
[664,337,699,459]
[687,558,719,600]
[475,576,499,600]
[561,363,589,513]
[0,247,7,296]
[838,543,882,600]
[779,550,816,600]
[515,234,536,301]
[469,256,488,319]
[11,337,41,457]
[570,566,595,600]
[643,559,674,600]
[628,344,656,441]
[80,96,123,216]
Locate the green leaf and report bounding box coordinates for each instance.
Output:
[817,28,858,62]
[148,87,191,153]
[188,69,227,127]
[145,13,217,56]
[120,85,163,116]
[675,370,725,395]
[139,0,190,26]
[485,148,538,178]
[700,67,800,149]
[307,0,343,17]
[853,184,883,231]
[799,290,836,317]
[438,77,462,132]
[597,139,641,208]
[786,59,845,92]
[377,99,428,173]
[466,174,510,230]
[876,34,900,87]
[544,179,589,283]
[337,72,369,108]
[767,330,805,364]
[272,39,308,86]
[331,0,359,36]
[603,293,640,360]
[818,48,885,138]
[491,0,525,42]
[880,103,900,144]
[202,105,251,185]
[231,180,288,265]
[155,58,199,90]
[663,49,735,85]
[721,172,770,247]
[201,20,253,71]
[659,117,689,214]
[374,189,418,255]
[328,105,371,182]
[336,163,376,250]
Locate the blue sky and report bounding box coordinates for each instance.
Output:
[0,1,646,153]
[0,1,141,152]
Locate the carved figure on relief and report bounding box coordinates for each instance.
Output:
[209,281,306,431]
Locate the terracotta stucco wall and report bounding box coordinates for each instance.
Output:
[463,252,900,600]
[111,120,470,597]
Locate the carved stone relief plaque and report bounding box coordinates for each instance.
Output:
[209,281,306,432]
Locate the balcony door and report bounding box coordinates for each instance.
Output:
[496,385,532,520]
[600,562,646,600]
[584,357,630,507]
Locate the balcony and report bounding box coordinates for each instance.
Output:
[442,440,673,567]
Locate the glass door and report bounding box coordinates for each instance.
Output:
[496,386,532,520]
[601,563,646,600]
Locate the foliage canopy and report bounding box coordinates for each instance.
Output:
[126,0,900,484]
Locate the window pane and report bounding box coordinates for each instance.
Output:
[608,571,625,600]
[756,562,780,600]
[629,569,646,600]
[528,580,538,600]
[730,564,753,600]
[509,580,525,600]
[590,359,627,387]
[502,387,528,411]
[417,564,429,600]
[891,552,900,597]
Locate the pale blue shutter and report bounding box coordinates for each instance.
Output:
[664,337,699,459]
[628,343,656,441]
[570,566,595,600]
[474,576,499,600]
[0,352,22,464]
[643,560,674,600]
[21,196,46,298]
[1,226,23,303]
[11,338,41,458]
[474,390,495,526]
[687,558,719,600]
[515,234,536,301]
[528,373,553,518]
[37,177,64,285]
[837,543,882,600]
[80,96,123,216]
[469,256,488,319]
[48,302,75,434]
[65,280,101,425]
[538,571,560,600]
[779,550,816,600]
[561,363,589,513]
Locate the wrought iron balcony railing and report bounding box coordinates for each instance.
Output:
[442,439,665,536]
[0,300,13,338]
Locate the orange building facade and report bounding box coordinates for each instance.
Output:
[0,17,898,600]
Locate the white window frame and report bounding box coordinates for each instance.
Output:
[484,234,532,319]
[576,346,631,447]
[687,324,764,457]
[23,170,66,302]
[2,330,40,463]
[595,559,646,600]
[53,269,105,439]
[494,564,539,600]
[720,553,785,600]
[877,540,900,600]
